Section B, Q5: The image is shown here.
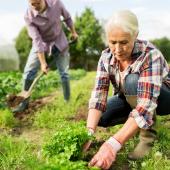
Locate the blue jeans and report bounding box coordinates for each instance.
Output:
[23,45,70,100]
[99,73,170,127]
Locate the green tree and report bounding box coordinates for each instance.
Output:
[15,27,32,71]
[151,37,170,62]
[68,8,105,70]
[15,7,105,71]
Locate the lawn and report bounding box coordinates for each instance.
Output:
[0,70,170,170]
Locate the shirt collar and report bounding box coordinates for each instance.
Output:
[110,54,117,66]
[31,0,52,17]
[132,39,144,55]
[131,39,149,60]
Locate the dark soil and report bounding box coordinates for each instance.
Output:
[6,94,56,120]
[6,94,25,108]
[13,100,43,120]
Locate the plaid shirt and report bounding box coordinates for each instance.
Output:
[89,39,170,129]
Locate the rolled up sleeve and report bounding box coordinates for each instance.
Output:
[89,55,110,112]
[24,15,46,53]
[129,50,163,129]
[59,0,73,29]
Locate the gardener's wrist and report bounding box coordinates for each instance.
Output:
[106,137,122,153]
[87,127,95,136]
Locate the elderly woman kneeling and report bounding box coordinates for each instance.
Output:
[84,10,170,170]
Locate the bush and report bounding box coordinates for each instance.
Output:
[15,27,32,71]
[151,37,170,62]
[64,8,105,70]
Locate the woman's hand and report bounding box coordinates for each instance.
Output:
[83,128,95,152]
[83,140,92,152]
[89,142,117,170]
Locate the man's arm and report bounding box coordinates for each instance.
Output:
[25,14,45,53]
[37,52,48,74]
[69,25,78,40]
[24,14,48,73]
[59,0,78,39]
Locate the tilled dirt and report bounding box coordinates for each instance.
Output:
[13,100,43,120]
[6,94,25,108]
[6,93,56,120]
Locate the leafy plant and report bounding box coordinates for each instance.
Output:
[43,122,93,160]
[0,69,86,108]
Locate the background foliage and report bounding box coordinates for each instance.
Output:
[15,8,105,71]
[15,27,32,71]
[65,7,105,70]
[151,37,170,62]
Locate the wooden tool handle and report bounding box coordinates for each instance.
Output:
[26,71,44,98]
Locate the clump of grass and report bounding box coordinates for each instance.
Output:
[33,72,95,129]
[0,135,43,170]
[0,109,17,128]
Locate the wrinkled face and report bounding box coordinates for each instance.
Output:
[107,27,136,61]
[29,0,44,12]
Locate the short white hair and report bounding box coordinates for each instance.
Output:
[105,10,139,37]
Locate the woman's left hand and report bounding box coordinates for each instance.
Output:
[89,142,117,170]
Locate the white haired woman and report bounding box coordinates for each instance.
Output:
[84,10,170,170]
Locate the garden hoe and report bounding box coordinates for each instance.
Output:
[11,70,44,113]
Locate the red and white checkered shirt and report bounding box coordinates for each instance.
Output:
[89,39,170,129]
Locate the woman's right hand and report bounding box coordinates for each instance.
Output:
[83,140,93,152]
[88,142,117,170]
[83,128,95,152]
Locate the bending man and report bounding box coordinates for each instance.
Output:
[13,0,78,112]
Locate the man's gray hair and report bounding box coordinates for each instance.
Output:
[105,10,139,37]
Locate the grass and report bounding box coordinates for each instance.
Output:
[0,109,18,128]
[33,71,94,129]
[0,70,170,169]
[0,135,43,170]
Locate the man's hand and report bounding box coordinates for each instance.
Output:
[41,62,48,74]
[71,32,78,41]
[37,52,48,74]
[89,142,117,170]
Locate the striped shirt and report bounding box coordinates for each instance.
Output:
[89,39,170,129]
